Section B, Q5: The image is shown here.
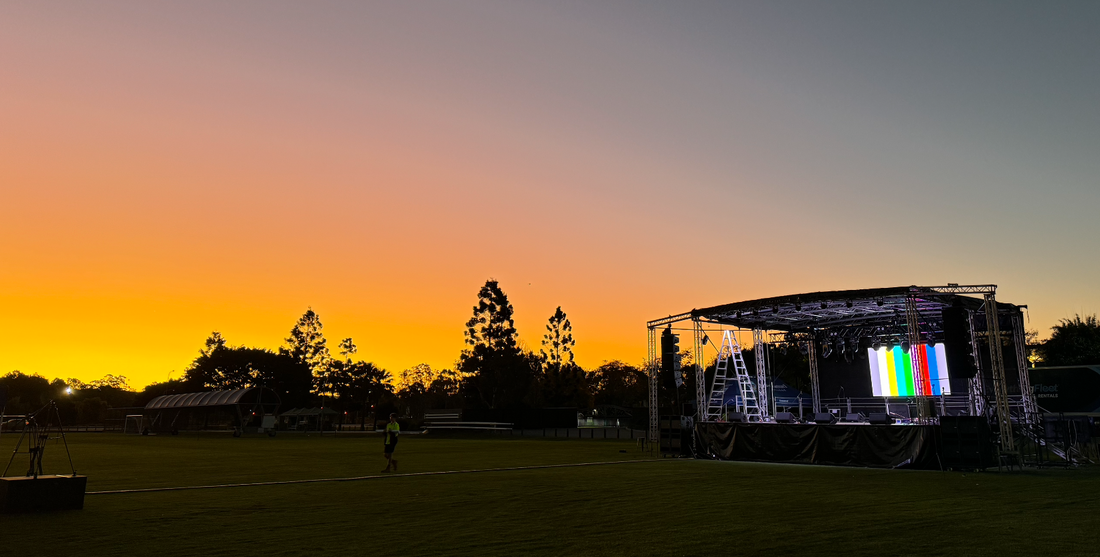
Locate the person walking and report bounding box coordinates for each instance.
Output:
[382,413,400,472]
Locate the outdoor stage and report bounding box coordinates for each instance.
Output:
[647,284,1038,463]
[694,422,942,469]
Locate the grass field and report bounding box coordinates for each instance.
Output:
[2,432,1099,556]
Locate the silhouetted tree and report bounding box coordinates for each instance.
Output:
[541,306,575,368]
[185,332,313,408]
[1037,314,1100,366]
[338,337,357,362]
[202,331,228,356]
[589,361,647,408]
[281,308,332,394]
[426,369,464,409]
[394,363,439,418]
[89,374,131,390]
[536,306,588,406]
[396,363,437,393]
[346,360,392,423]
[459,279,535,409]
[0,371,53,413]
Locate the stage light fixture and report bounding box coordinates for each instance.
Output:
[799,342,809,356]
[701,335,709,346]
[821,342,833,358]
[794,303,802,311]
[772,305,779,313]
[821,302,828,309]
[846,300,853,308]
[871,339,881,350]
[752,307,758,316]
[876,298,884,307]
[901,341,911,353]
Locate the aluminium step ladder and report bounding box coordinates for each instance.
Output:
[705,331,762,422]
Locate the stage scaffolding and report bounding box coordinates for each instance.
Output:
[646,284,1036,452]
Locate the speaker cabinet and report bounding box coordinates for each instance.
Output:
[868,412,893,425]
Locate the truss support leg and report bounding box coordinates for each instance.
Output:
[753,329,769,421]
[967,309,986,418]
[905,294,930,422]
[1012,312,1038,427]
[984,293,1015,453]
[647,326,658,446]
[694,318,706,423]
[808,339,821,414]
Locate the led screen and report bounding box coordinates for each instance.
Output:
[867,343,951,396]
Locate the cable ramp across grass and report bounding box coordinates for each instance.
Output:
[86,459,668,495]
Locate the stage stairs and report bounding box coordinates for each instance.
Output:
[706,331,762,422]
[1020,417,1093,466]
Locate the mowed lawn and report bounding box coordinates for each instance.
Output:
[2,432,1099,556]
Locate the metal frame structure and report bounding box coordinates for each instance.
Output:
[646,284,1032,450]
[3,401,77,479]
[967,309,987,418]
[144,388,281,434]
[806,339,821,414]
[982,294,1015,451]
[753,329,770,421]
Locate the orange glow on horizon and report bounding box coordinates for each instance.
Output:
[3,3,1097,389]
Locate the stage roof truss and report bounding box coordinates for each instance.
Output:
[655,285,1022,335]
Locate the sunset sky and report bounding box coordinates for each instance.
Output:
[3,2,1098,388]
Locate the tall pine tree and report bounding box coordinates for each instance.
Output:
[281,308,332,395]
[539,307,589,407]
[459,280,535,409]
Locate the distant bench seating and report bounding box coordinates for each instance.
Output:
[421,410,513,431]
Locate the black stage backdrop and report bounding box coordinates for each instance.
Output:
[695,423,942,469]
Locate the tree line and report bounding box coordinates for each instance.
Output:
[3,281,1098,424]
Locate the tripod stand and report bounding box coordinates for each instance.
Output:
[2,400,77,479]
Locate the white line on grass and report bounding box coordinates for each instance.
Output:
[87,458,668,495]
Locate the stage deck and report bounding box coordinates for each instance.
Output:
[695,422,942,469]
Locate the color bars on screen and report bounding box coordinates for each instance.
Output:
[867,343,951,396]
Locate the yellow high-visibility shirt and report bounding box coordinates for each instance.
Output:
[385,422,400,443]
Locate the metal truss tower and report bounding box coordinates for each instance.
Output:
[967,310,986,418]
[752,329,770,421]
[984,294,1015,452]
[694,320,706,423]
[905,294,930,422]
[807,339,821,413]
[647,326,658,445]
[1012,313,1038,424]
